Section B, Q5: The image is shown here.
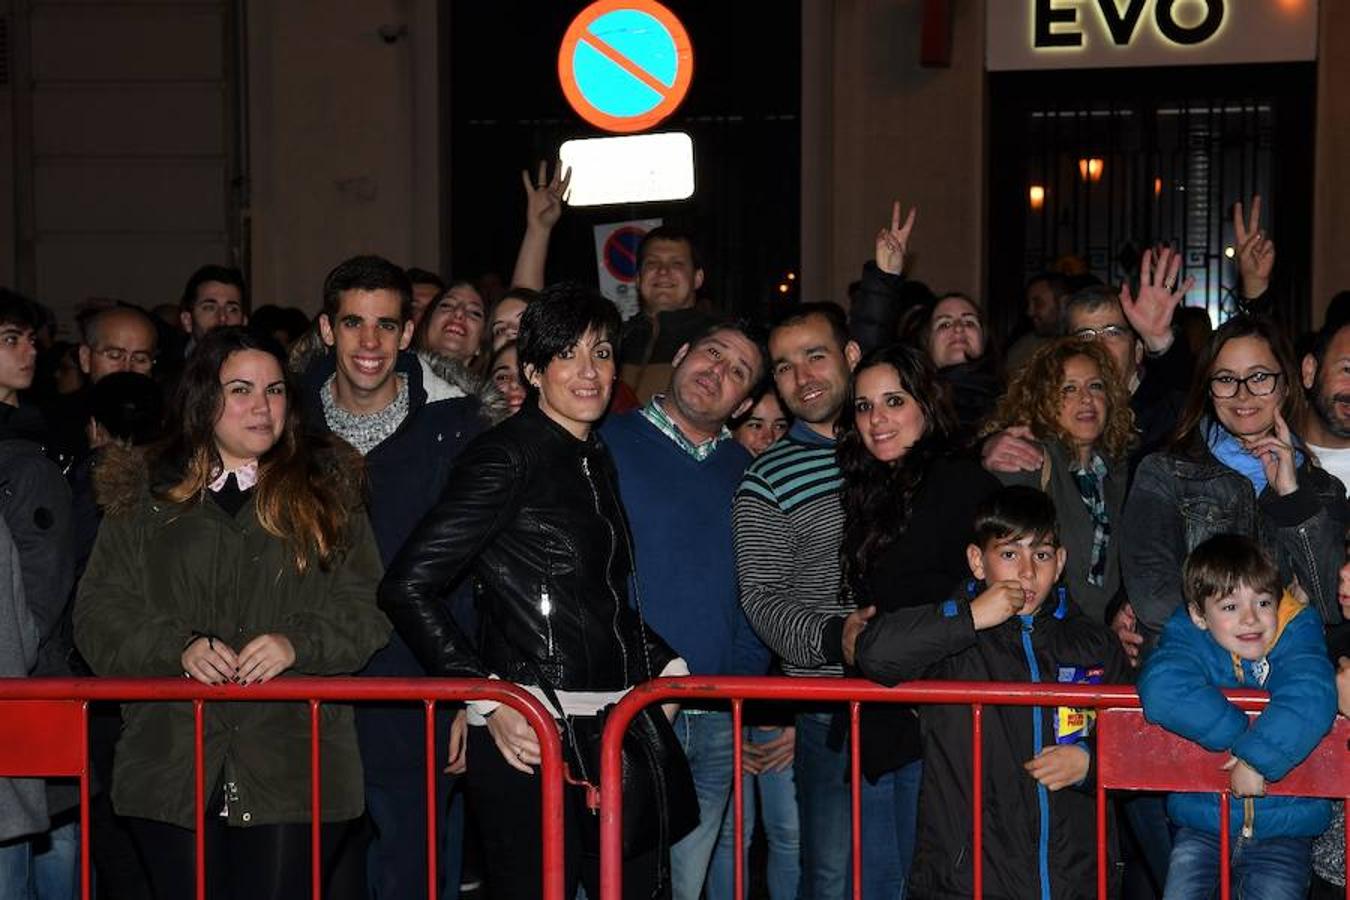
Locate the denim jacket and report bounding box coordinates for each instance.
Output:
[1122,444,1348,647]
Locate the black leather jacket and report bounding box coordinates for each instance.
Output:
[377,400,677,691]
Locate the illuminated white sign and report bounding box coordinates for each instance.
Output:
[559,132,695,207]
[987,0,1318,71]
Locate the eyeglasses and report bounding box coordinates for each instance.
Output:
[1072,324,1133,342]
[1208,371,1282,399]
[94,347,155,367]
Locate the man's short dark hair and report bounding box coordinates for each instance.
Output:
[516,283,620,392]
[180,265,248,314]
[78,304,158,348]
[1061,284,1129,336]
[322,256,414,324]
[1182,533,1280,615]
[973,486,1061,550]
[405,267,445,291]
[1307,316,1350,369]
[683,318,769,384]
[0,289,43,332]
[1026,271,1070,299]
[636,225,704,273]
[771,302,851,354]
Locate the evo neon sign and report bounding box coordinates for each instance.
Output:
[986,0,1317,71]
[1034,0,1223,49]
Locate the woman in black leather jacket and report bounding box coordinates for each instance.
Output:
[1121,315,1348,648]
[377,284,686,900]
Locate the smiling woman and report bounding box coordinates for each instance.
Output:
[74,326,390,898]
[1121,315,1350,648]
[982,338,1136,626]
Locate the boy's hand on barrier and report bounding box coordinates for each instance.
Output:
[486,704,542,774]
[181,635,239,685]
[971,582,1025,631]
[445,708,468,775]
[1336,657,1350,717]
[1024,744,1089,791]
[1223,756,1266,797]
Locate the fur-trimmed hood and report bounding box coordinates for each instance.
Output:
[418,351,513,426]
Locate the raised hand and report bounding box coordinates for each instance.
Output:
[1233,195,1275,299]
[1120,245,1193,354]
[520,159,572,233]
[970,581,1026,631]
[874,201,918,276]
[1244,408,1298,497]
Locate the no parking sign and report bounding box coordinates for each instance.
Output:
[558,0,694,134]
[593,219,661,319]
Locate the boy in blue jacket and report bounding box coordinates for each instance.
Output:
[856,486,1127,899]
[1139,533,1337,900]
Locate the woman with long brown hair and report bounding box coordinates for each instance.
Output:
[1121,315,1348,646]
[75,326,390,898]
[982,338,1136,626]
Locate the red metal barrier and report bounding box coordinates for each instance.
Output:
[0,677,566,900]
[597,676,1350,900]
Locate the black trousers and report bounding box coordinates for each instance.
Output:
[127,815,360,900]
[464,725,667,900]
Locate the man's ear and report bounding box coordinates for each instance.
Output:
[399,319,414,351]
[179,310,194,337]
[693,268,705,292]
[1302,353,1318,391]
[318,314,336,348]
[523,362,541,388]
[844,339,863,371]
[671,342,692,369]
[1054,547,1068,582]
[1133,339,1145,371]
[77,345,93,376]
[730,395,753,421]
[966,544,986,581]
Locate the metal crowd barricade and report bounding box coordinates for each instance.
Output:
[596,676,1350,900]
[0,677,566,900]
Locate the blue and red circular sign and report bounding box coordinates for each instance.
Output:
[558,0,694,134]
[602,226,646,281]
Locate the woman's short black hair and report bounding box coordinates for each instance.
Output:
[515,282,621,389]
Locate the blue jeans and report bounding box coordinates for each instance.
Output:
[671,711,736,900]
[365,778,463,900]
[1163,826,1312,900]
[848,759,921,900]
[706,727,801,900]
[794,712,852,900]
[0,819,81,900]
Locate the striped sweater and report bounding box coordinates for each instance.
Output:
[732,421,851,678]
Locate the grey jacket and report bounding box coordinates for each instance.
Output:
[0,513,49,842]
[998,440,1127,626]
[1122,446,1348,647]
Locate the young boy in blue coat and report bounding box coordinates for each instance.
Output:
[1138,533,1337,900]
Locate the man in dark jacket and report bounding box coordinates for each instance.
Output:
[303,256,482,900]
[856,487,1129,900]
[0,289,78,894]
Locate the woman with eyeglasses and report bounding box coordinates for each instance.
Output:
[1121,315,1349,650]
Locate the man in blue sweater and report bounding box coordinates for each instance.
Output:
[602,320,771,900]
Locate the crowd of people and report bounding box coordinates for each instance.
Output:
[0,169,1346,900]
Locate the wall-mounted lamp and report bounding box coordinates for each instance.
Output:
[1078,158,1104,182]
[1029,185,1046,210]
